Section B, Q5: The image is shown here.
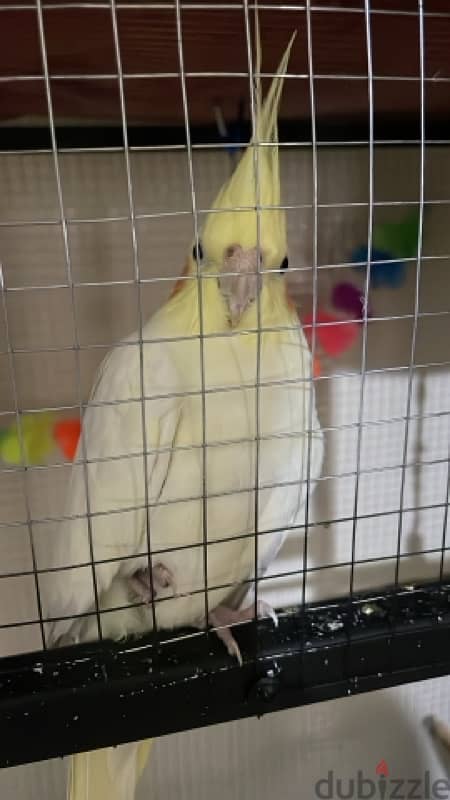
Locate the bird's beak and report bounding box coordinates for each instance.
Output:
[218,245,261,326]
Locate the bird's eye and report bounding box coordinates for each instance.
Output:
[280,256,289,271]
[192,241,203,262]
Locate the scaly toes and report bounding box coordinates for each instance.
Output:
[205,600,279,664]
[209,607,244,666]
[226,636,243,667]
[258,600,278,628]
[130,570,153,604]
[130,562,176,604]
[153,562,176,595]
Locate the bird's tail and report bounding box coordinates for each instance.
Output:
[67,739,153,800]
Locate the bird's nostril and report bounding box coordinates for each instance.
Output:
[225,244,240,259]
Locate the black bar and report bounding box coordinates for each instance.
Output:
[1,582,450,768]
[0,114,449,151]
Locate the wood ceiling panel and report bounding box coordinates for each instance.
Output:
[0,5,448,139]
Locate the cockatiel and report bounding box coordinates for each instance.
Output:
[42,25,323,800]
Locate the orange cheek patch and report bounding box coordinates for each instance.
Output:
[170,261,191,299]
[285,284,297,312]
[313,356,322,379]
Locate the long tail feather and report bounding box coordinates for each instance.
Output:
[67,739,153,800]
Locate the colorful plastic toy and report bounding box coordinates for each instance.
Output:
[351,211,420,288]
[303,310,359,358]
[0,414,81,465]
[332,281,372,321]
[0,413,55,465]
[53,418,81,461]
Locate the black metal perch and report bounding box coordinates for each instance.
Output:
[1,581,450,769]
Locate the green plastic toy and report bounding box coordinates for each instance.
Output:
[0,413,55,465]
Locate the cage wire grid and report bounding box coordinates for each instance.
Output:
[0,0,450,769]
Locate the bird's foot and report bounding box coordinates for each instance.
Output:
[130,562,176,603]
[209,599,278,666]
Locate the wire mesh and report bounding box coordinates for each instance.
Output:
[35,0,102,644]
[0,0,449,765]
[349,0,374,599]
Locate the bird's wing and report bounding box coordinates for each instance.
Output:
[41,337,181,644]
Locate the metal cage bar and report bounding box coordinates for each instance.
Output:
[349,0,374,599]
[0,0,449,774]
[174,0,211,631]
[394,0,426,588]
[35,0,103,642]
[109,0,158,630]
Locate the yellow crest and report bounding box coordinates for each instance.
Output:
[201,24,296,271]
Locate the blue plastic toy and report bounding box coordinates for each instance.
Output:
[351,212,420,289]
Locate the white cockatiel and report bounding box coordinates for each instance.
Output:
[43,26,323,800]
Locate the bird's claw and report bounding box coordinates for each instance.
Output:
[154,563,176,594]
[226,637,244,668]
[130,562,176,603]
[208,598,278,665]
[209,606,244,667]
[259,599,279,628]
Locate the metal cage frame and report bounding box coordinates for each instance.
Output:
[1,0,450,770]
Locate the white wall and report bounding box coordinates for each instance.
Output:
[0,145,449,797]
